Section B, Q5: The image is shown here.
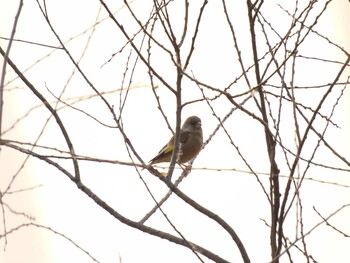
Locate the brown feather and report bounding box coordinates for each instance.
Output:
[149,116,203,165]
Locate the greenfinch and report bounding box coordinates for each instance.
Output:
[149,116,203,165]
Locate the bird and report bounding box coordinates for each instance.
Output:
[149,116,203,166]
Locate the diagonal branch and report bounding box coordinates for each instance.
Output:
[0,46,81,183]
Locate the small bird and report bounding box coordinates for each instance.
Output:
[149,116,203,166]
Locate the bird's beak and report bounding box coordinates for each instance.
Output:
[195,122,202,128]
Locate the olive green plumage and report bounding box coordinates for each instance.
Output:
[149,116,203,165]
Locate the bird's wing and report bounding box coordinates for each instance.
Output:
[148,136,174,164]
[179,131,190,144]
[158,141,174,155]
[156,130,191,155]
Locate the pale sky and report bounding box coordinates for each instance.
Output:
[1,1,350,262]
